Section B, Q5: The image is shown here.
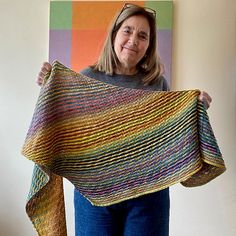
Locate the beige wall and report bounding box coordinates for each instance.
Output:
[0,0,235,235]
[170,1,236,235]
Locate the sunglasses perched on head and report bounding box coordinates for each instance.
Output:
[124,3,156,17]
[116,3,156,22]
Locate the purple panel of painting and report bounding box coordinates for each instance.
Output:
[49,30,71,67]
[158,30,173,87]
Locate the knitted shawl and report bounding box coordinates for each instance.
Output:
[22,61,226,236]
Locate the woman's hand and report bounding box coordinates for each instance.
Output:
[198,91,212,109]
[36,62,52,86]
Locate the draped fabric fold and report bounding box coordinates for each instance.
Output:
[22,61,226,235]
[26,165,66,236]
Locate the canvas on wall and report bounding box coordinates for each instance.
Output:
[49,1,173,85]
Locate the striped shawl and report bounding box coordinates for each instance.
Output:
[22,61,226,236]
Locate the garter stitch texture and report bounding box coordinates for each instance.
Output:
[22,61,226,236]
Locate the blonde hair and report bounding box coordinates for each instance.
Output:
[92,4,164,85]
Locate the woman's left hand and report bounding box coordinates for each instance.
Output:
[198,91,212,109]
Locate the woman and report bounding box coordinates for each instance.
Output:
[37,4,212,236]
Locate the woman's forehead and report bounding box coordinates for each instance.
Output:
[121,15,150,31]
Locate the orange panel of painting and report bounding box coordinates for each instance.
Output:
[72,1,145,29]
[71,1,145,71]
[71,29,107,72]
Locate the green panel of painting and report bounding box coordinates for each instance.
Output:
[50,1,72,29]
[145,1,173,29]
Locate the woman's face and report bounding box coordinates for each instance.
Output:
[113,15,150,74]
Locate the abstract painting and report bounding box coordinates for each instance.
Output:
[49,1,173,85]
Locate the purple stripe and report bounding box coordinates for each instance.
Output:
[158,30,173,86]
[49,30,71,67]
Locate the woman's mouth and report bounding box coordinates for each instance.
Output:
[122,46,138,53]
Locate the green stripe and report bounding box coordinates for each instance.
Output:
[50,1,72,29]
[145,1,173,29]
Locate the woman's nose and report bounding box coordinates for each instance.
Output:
[128,34,138,46]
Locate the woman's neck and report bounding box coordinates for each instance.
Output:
[115,65,138,75]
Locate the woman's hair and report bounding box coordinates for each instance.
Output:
[92,4,164,85]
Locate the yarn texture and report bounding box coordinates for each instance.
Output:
[22,61,226,236]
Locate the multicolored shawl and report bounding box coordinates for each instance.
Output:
[22,61,226,236]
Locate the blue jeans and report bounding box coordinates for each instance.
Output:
[74,188,170,236]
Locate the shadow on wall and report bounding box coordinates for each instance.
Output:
[0,223,19,236]
[0,212,33,236]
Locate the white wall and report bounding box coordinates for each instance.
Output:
[0,0,51,235]
[170,1,236,236]
[0,0,235,236]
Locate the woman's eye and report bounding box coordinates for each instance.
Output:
[123,29,130,34]
[139,34,148,40]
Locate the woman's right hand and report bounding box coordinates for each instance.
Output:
[36,62,52,86]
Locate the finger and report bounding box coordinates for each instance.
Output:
[41,67,50,74]
[201,91,212,103]
[37,71,46,86]
[36,77,43,86]
[42,62,52,71]
[205,93,212,104]
[198,92,211,109]
[38,71,46,78]
[41,64,51,73]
